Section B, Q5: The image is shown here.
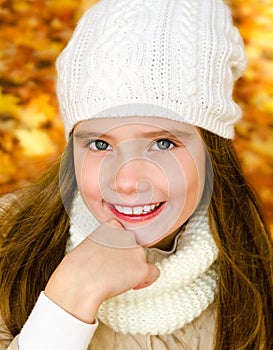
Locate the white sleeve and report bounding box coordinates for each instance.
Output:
[18,292,98,350]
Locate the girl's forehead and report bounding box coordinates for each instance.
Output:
[74,116,197,135]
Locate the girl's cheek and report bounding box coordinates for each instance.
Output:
[175,151,205,207]
[73,146,86,184]
[74,151,101,197]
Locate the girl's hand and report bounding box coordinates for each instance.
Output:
[44,220,160,324]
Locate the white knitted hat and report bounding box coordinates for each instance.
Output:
[56,0,247,139]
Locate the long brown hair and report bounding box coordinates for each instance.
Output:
[0,130,272,349]
[0,137,77,340]
[201,129,273,350]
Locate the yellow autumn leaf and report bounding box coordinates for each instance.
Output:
[79,0,99,13]
[47,0,79,9]
[0,153,16,183]
[18,94,57,129]
[0,89,20,116]
[14,129,56,156]
[263,98,273,114]
[12,2,32,13]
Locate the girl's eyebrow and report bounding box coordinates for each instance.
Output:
[74,130,106,140]
[74,129,192,140]
[142,129,193,139]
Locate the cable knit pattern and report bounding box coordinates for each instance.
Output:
[56,0,247,139]
[67,194,218,335]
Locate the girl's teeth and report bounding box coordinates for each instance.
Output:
[143,205,150,212]
[115,205,124,212]
[123,207,133,215]
[114,203,160,215]
[133,206,143,215]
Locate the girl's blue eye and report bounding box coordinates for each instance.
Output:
[88,140,111,151]
[151,139,175,151]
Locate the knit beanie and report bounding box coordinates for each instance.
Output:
[56,0,247,139]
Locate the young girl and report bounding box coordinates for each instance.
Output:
[1,0,273,349]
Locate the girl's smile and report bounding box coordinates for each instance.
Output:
[73,117,206,248]
[106,201,166,223]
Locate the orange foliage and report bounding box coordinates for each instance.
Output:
[230,0,273,229]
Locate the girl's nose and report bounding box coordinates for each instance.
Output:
[110,159,152,195]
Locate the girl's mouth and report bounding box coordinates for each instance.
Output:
[107,202,166,223]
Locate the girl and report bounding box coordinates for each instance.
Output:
[1,0,273,349]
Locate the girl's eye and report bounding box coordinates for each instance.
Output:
[150,139,175,151]
[88,140,111,151]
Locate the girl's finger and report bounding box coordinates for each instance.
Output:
[133,264,160,290]
[88,221,140,249]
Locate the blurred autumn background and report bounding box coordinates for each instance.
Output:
[0,0,272,231]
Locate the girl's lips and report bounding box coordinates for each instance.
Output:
[107,202,166,223]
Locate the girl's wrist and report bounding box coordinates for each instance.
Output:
[44,278,103,324]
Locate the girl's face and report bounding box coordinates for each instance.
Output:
[73,117,206,249]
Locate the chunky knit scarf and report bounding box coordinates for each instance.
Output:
[67,193,218,335]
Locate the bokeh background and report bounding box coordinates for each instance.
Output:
[0,0,272,231]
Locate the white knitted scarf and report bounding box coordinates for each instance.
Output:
[67,193,218,335]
